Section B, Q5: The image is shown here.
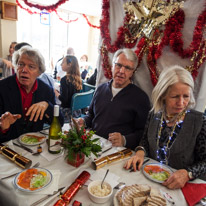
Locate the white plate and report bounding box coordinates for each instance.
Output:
[113,187,173,206]
[14,167,52,192]
[18,132,46,146]
[142,163,172,183]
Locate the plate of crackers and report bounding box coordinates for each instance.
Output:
[114,184,172,206]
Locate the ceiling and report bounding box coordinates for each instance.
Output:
[30,0,102,17]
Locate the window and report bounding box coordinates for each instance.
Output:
[17,8,100,75]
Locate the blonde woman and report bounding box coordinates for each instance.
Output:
[55,55,82,122]
[124,66,206,189]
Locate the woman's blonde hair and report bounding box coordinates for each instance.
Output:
[64,55,82,91]
[151,65,195,113]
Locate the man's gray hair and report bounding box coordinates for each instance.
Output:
[12,46,46,74]
[151,65,195,113]
[112,48,138,70]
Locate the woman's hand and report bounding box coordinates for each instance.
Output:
[162,169,189,189]
[123,150,145,171]
[0,112,21,130]
[26,101,49,122]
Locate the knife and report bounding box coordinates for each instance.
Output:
[129,158,150,172]
[30,187,65,206]
[13,142,34,153]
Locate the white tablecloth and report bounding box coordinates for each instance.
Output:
[0,125,205,206]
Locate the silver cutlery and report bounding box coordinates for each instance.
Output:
[114,182,126,190]
[129,158,150,172]
[101,169,109,189]
[1,162,40,180]
[97,147,113,158]
[30,186,65,206]
[13,142,34,153]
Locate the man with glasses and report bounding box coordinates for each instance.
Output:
[0,46,63,143]
[77,48,150,150]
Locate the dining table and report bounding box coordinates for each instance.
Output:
[0,123,205,206]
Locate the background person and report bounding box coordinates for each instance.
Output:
[54,55,82,122]
[54,47,75,80]
[80,54,93,80]
[0,41,17,78]
[124,65,206,188]
[77,48,150,150]
[0,46,64,143]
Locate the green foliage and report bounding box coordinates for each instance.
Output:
[60,126,102,159]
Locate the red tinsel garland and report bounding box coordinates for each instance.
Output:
[16,0,40,14]
[82,14,100,29]
[100,0,206,83]
[147,7,206,85]
[22,0,67,12]
[55,10,78,24]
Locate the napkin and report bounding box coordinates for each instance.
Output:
[40,144,64,161]
[181,182,206,206]
[35,170,61,195]
[89,168,120,188]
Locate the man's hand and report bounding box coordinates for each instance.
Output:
[108,132,125,147]
[54,89,60,98]
[162,169,189,189]
[76,118,85,127]
[0,112,21,130]
[26,101,49,122]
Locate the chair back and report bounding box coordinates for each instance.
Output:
[71,89,94,116]
[83,82,96,92]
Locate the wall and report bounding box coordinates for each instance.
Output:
[0,0,17,58]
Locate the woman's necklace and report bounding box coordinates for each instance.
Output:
[156,110,186,165]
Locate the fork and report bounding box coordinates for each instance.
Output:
[1,162,40,180]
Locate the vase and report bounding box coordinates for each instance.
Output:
[67,151,85,167]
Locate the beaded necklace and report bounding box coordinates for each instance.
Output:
[156,110,186,165]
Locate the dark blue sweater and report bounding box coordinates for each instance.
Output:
[84,80,151,150]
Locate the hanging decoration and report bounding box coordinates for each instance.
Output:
[82,14,100,29]
[16,0,100,28]
[22,0,67,12]
[16,0,40,14]
[54,10,78,24]
[124,0,183,39]
[100,0,206,85]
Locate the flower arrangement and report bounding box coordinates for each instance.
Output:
[60,118,102,161]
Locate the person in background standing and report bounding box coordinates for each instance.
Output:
[80,54,93,80]
[54,55,82,122]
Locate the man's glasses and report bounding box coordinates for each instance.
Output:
[114,62,134,72]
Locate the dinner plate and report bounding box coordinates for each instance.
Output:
[142,163,172,183]
[113,187,172,206]
[18,132,46,146]
[14,167,52,193]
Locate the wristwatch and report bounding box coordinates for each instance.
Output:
[187,171,194,180]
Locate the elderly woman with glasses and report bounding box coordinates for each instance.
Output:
[54,55,82,122]
[0,46,64,143]
[124,66,206,189]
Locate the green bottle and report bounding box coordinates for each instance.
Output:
[48,105,62,154]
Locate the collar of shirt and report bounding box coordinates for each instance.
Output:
[16,76,38,118]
